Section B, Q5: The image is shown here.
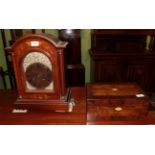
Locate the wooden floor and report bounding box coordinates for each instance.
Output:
[0,87,155,125]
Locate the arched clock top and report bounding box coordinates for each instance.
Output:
[10,34,68,50]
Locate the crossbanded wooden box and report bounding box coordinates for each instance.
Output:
[87,83,149,121]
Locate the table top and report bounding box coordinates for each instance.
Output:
[0,87,86,125]
[1,87,155,125]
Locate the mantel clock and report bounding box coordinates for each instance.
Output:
[8,34,75,112]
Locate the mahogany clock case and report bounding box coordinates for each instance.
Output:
[8,34,73,112]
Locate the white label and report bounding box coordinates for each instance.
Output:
[12,109,28,113]
[136,94,145,97]
[31,41,39,47]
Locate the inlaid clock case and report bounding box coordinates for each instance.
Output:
[8,34,74,112]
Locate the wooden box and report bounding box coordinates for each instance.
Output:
[87,83,149,121]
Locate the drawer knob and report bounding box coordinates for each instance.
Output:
[115,106,123,111]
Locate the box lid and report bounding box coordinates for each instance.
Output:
[86,83,148,100]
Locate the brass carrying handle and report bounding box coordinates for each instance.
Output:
[114,106,123,111]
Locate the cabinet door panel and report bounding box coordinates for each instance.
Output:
[127,60,153,91]
[94,61,124,82]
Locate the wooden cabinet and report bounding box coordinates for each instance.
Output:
[59,29,85,87]
[90,29,155,93]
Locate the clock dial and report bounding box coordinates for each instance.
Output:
[25,62,52,89]
[23,51,54,91]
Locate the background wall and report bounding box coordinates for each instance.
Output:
[81,29,91,83]
[0,29,12,88]
[0,29,91,88]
